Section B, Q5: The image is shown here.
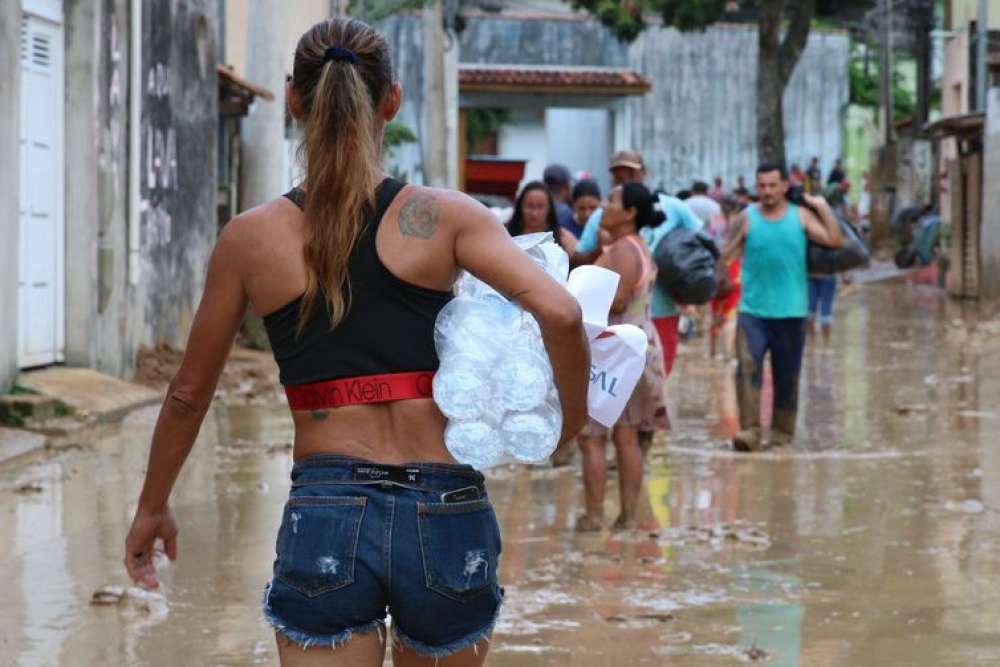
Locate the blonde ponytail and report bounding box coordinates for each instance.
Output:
[291,19,393,334]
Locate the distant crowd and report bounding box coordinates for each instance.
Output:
[498,149,854,529]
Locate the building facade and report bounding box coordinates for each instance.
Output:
[379,11,849,196]
[1,0,221,391]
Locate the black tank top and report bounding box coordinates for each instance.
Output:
[263,178,453,386]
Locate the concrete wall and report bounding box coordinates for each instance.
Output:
[224,0,327,75]
[64,0,113,370]
[133,0,219,362]
[940,30,971,225]
[498,109,547,184]
[981,86,1000,301]
[62,0,220,378]
[546,108,613,194]
[380,13,429,183]
[459,14,629,68]
[0,1,20,391]
[629,23,849,193]
[379,14,849,193]
[948,0,1000,30]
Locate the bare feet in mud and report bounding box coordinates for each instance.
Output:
[575,514,603,532]
[611,514,639,531]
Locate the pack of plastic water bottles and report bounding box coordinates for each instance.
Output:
[434,233,568,468]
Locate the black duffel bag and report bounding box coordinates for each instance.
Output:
[653,228,720,305]
[807,214,870,275]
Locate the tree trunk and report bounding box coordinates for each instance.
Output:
[757,43,787,168]
[755,0,816,170]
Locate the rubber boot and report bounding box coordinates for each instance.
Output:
[734,331,764,452]
[733,378,764,452]
[771,408,797,448]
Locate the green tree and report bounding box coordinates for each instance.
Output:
[569,0,873,168]
[849,44,915,123]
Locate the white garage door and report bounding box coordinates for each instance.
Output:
[18,9,65,368]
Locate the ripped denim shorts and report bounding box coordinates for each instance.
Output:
[262,454,504,658]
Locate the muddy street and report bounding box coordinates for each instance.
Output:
[2,278,999,666]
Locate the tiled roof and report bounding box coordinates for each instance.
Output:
[459,64,651,96]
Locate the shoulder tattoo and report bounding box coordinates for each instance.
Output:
[398,192,441,239]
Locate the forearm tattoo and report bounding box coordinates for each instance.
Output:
[398,193,440,239]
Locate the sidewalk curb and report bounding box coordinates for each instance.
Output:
[0,367,164,462]
[0,427,47,466]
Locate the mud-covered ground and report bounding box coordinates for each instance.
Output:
[2,278,999,666]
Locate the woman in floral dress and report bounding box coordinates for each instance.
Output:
[577,182,669,531]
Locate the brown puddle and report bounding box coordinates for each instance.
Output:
[2,279,1000,665]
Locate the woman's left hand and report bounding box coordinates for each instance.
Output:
[124,505,178,589]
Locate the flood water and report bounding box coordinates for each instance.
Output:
[2,278,999,666]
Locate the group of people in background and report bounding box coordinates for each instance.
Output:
[500,151,850,526]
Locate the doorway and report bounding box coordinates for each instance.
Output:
[18,3,65,367]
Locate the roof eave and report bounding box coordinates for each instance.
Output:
[459,83,650,97]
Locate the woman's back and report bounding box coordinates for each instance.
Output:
[126,17,589,665]
[230,180,471,463]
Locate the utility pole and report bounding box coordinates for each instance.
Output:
[977,0,989,111]
[915,0,932,125]
[422,0,448,187]
[879,0,894,145]
[241,0,288,210]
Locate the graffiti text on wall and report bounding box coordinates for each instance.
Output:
[142,61,175,251]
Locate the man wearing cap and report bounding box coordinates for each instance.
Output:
[572,150,701,455]
[543,163,580,237]
[572,150,646,266]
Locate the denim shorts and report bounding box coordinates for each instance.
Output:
[262,454,504,657]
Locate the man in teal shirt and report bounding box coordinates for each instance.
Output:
[721,164,843,452]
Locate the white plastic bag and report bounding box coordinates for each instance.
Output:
[433,236,648,467]
[434,233,566,468]
[565,265,648,428]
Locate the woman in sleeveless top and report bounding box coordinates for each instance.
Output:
[123,18,588,667]
[505,180,577,252]
[577,183,669,532]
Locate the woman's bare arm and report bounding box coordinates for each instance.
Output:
[570,246,601,269]
[125,221,249,587]
[596,241,642,315]
[448,194,590,446]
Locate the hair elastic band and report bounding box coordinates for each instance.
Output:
[324,46,359,65]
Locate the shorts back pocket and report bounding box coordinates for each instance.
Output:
[275,496,366,598]
[417,498,501,603]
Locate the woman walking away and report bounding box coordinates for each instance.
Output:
[506,180,577,253]
[124,18,588,667]
[576,183,669,532]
